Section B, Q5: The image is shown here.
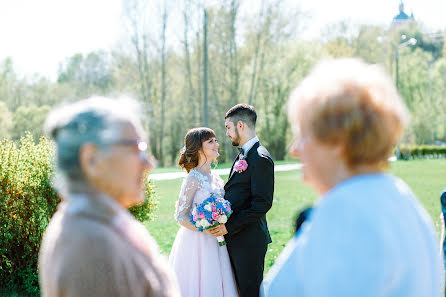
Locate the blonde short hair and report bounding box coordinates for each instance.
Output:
[288,58,409,168]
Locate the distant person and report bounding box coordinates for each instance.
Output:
[169,127,239,297]
[39,97,180,297]
[261,58,442,297]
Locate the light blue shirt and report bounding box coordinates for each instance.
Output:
[261,174,441,297]
[241,136,259,156]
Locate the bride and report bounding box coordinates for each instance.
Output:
[169,127,239,297]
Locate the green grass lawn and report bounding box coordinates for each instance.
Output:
[146,159,446,274]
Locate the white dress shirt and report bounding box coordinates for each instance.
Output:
[240,136,259,157]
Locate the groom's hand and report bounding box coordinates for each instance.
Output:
[209,224,228,237]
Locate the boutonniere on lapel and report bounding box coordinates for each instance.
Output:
[234,158,248,173]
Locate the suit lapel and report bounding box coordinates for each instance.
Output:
[226,141,260,185]
[227,152,241,183]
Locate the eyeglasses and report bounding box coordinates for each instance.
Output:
[96,138,156,170]
[107,139,148,152]
[102,139,150,162]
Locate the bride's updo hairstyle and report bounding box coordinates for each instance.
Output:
[179,127,216,172]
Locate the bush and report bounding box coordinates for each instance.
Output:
[0,134,158,296]
[399,144,446,160]
[129,173,158,222]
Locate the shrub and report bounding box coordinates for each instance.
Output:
[399,144,446,160]
[0,134,157,296]
[129,173,158,222]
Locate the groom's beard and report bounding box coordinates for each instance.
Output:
[231,129,241,147]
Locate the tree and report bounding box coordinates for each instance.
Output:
[322,21,356,58]
[121,0,174,164]
[11,105,51,141]
[158,1,169,165]
[122,0,153,108]
[0,58,21,111]
[0,102,12,139]
[57,51,113,98]
[397,47,438,144]
[257,41,323,159]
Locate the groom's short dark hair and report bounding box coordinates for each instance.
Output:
[225,104,257,128]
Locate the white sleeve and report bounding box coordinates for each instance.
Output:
[174,175,199,224]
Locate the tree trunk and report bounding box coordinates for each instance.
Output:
[159,4,168,165]
[203,8,209,127]
[248,0,265,105]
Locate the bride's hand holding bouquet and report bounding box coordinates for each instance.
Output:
[190,193,232,246]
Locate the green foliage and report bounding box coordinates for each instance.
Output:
[0,102,12,140]
[393,23,444,60]
[129,173,159,222]
[0,134,158,295]
[58,51,113,97]
[258,41,323,160]
[11,105,51,141]
[399,144,446,159]
[0,134,59,296]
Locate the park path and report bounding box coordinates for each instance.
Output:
[148,156,398,181]
[148,163,302,181]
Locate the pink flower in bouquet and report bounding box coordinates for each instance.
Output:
[212,212,221,221]
[234,159,248,173]
[212,205,217,212]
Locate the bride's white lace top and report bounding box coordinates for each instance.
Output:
[174,168,225,224]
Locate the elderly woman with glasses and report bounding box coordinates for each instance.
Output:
[261,59,441,297]
[39,97,180,297]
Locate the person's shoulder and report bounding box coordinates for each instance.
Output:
[41,213,121,270]
[329,174,409,199]
[319,174,418,222]
[66,215,120,246]
[252,144,273,163]
[183,169,201,185]
[44,208,115,242]
[257,145,271,157]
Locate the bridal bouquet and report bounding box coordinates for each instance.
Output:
[190,194,233,246]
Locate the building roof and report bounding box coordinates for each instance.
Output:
[394,12,409,20]
[391,1,414,28]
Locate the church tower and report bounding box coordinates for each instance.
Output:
[391,1,415,28]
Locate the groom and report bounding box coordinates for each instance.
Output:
[210,103,274,297]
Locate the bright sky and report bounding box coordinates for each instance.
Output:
[0,0,445,81]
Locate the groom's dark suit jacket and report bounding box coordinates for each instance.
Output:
[224,141,274,297]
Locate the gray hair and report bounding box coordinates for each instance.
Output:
[44,96,145,182]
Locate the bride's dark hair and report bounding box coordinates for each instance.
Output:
[179,127,216,173]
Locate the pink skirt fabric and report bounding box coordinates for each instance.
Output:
[169,226,239,297]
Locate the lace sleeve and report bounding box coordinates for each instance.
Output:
[174,174,199,224]
[213,172,226,198]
